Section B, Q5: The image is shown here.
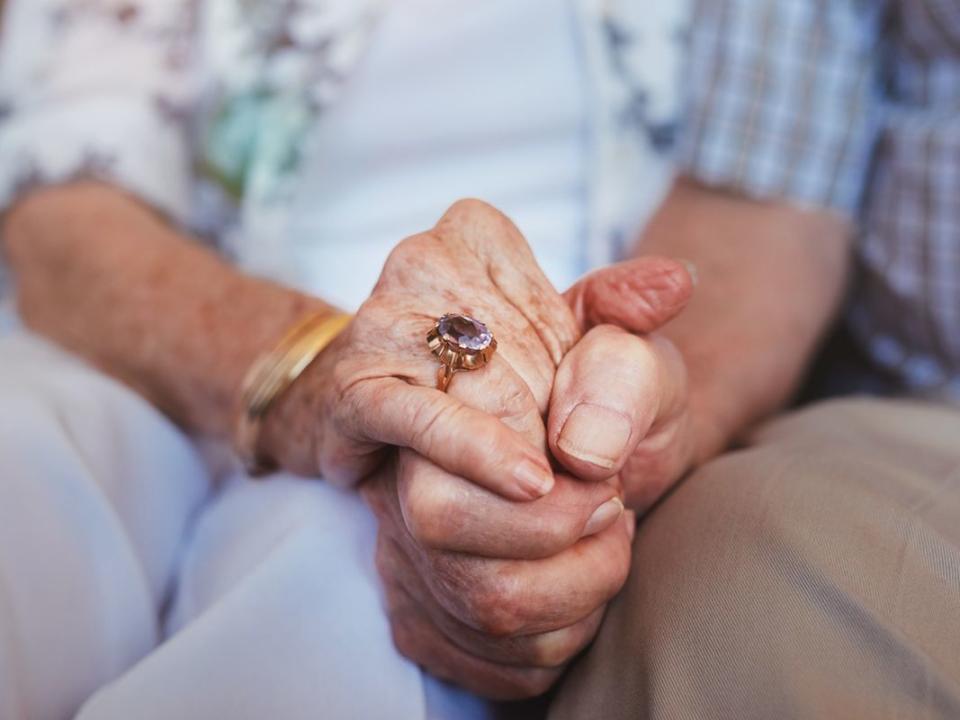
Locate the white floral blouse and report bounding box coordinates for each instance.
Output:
[0,0,688,272]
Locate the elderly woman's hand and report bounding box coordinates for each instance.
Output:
[260,199,581,500]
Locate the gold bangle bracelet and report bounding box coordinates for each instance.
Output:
[235,312,353,475]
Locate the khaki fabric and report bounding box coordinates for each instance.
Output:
[549,398,960,720]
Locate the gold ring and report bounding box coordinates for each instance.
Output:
[427,313,497,392]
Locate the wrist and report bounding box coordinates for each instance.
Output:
[663,337,743,470]
[249,314,345,476]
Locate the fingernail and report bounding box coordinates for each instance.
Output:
[557,403,632,470]
[582,497,624,537]
[514,459,555,498]
[680,259,698,287]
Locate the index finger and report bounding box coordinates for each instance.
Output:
[396,448,624,559]
[421,510,635,637]
[338,377,555,501]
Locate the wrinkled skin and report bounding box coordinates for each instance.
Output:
[265,199,696,698]
[558,264,695,511]
[363,454,635,699]
[262,199,582,501]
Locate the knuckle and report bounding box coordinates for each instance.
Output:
[460,570,526,637]
[408,397,457,455]
[635,285,670,319]
[373,546,391,580]
[631,261,692,320]
[592,327,654,374]
[497,378,539,422]
[363,484,392,523]
[354,284,407,326]
[401,479,457,548]
[389,619,422,663]
[530,635,577,669]
[383,233,432,267]
[437,198,522,252]
[634,257,681,288]
[627,340,659,381]
[527,518,574,556]
[328,356,356,406]
[601,539,634,600]
[373,533,395,577]
[527,617,598,668]
[591,322,641,353]
[504,669,562,699]
[524,669,563,697]
[378,234,447,288]
[443,197,494,221]
[650,256,693,296]
[463,362,544,434]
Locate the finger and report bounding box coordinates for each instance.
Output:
[415,511,634,637]
[367,463,631,641]
[357,455,399,522]
[548,325,684,481]
[465,316,557,413]
[565,256,694,333]
[382,570,563,700]
[396,449,624,559]
[378,533,605,669]
[434,199,581,367]
[444,353,547,448]
[334,377,554,500]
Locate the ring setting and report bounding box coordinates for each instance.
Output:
[427,313,497,392]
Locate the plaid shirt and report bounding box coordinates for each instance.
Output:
[677,0,960,399]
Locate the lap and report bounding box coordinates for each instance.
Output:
[0,331,211,720]
[0,331,488,720]
[551,397,960,720]
[80,474,492,720]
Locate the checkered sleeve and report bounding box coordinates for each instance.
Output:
[0,0,200,222]
[676,0,889,216]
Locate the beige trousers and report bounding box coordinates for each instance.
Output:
[550,398,960,720]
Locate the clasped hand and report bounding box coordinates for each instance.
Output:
[262,200,695,699]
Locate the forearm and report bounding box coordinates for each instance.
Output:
[636,178,852,463]
[2,182,333,438]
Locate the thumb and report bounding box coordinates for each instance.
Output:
[564,256,695,334]
[548,325,667,481]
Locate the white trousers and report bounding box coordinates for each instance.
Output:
[0,330,490,720]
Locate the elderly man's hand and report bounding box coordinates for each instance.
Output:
[362,455,633,699]
[552,260,696,510]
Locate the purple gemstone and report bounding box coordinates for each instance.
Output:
[438,313,493,351]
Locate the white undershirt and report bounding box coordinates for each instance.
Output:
[284,0,588,310]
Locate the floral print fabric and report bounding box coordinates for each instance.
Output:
[0,0,687,264]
